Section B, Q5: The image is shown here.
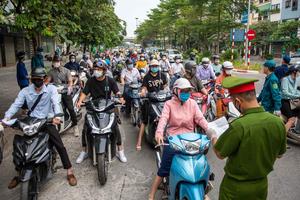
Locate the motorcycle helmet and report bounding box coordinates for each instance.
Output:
[212,55,220,60]
[93,60,107,70]
[202,57,210,64]
[184,61,197,74]
[31,67,46,78]
[222,61,234,69]
[16,51,26,59]
[173,78,194,90]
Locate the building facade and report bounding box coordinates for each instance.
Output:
[281,0,300,21]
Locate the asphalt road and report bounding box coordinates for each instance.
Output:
[0,66,299,200]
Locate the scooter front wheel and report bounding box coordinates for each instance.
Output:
[20,175,38,200]
[97,153,108,185]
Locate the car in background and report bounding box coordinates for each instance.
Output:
[166,49,182,63]
[291,53,300,65]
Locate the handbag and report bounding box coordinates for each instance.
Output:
[289,99,300,110]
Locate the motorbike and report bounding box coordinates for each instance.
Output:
[201,80,217,122]
[54,84,82,134]
[128,82,142,126]
[144,90,172,147]
[281,115,300,145]
[169,73,182,90]
[83,98,122,185]
[2,117,58,200]
[155,133,213,200]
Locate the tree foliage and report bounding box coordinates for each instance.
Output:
[0,0,124,51]
[135,0,247,53]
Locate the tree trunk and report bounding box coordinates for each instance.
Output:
[83,43,87,53]
[31,34,38,54]
[66,44,71,54]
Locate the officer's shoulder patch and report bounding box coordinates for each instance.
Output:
[272,83,278,89]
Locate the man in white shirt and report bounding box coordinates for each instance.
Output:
[120,59,141,115]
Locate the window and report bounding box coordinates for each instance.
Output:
[286,0,291,8]
[292,0,298,10]
[259,0,264,4]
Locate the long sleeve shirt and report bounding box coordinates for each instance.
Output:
[5,84,61,119]
[196,65,216,81]
[281,76,300,100]
[155,97,208,138]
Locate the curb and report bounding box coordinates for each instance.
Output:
[233,69,259,74]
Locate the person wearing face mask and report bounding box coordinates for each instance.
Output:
[121,59,141,115]
[212,55,222,77]
[76,61,127,163]
[31,46,44,71]
[136,59,168,150]
[196,57,216,81]
[184,61,207,95]
[148,78,212,200]
[257,59,282,116]
[280,66,300,133]
[48,55,80,137]
[210,76,286,200]
[64,53,80,72]
[136,54,148,72]
[170,56,185,89]
[3,67,78,188]
[159,54,171,86]
[215,61,234,118]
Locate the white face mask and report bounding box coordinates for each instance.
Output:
[141,57,145,61]
[71,58,76,63]
[93,70,103,78]
[53,62,60,68]
[176,59,180,63]
[225,69,233,75]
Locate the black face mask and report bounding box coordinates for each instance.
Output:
[32,79,44,88]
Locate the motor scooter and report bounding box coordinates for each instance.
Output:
[155,133,213,200]
[128,82,142,126]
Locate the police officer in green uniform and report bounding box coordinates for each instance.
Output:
[257,59,282,116]
[207,76,287,200]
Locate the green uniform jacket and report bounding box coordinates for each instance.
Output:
[257,73,281,112]
[215,107,286,200]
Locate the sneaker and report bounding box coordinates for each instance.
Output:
[76,151,88,164]
[116,150,127,163]
[73,125,80,137]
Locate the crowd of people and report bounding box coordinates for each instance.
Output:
[3,47,297,199]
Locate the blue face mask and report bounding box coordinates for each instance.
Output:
[151,67,159,73]
[179,92,190,102]
[127,64,133,69]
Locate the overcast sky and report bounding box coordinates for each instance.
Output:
[114,0,160,38]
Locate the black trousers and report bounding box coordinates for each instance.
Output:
[62,94,77,126]
[81,119,122,147]
[45,125,72,169]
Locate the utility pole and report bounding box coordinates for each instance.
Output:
[135,17,139,29]
[245,0,251,66]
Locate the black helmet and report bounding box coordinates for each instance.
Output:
[69,53,76,60]
[125,58,133,65]
[37,46,43,52]
[31,67,46,78]
[16,51,25,59]
[288,65,299,74]
[52,55,61,62]
[174,56,181,60]
[184,61,197,73]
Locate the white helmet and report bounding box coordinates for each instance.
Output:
[202,57,210,63]
[149,59,159,66]
[223,61,234,69]
[173,78,194,89]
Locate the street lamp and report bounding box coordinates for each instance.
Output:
[135,17,139,28]
[245,0,251,67]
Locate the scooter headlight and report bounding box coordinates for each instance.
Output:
[20,121,41,136]
[170,142,183,152]
[181,139,201,155]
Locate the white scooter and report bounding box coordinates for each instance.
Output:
[53,84,82,134]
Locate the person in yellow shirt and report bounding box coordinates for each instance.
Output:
[136,54,148,72]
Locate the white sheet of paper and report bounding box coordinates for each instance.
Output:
[208,117,229,138]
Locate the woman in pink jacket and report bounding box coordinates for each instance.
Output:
[149,78,213,200]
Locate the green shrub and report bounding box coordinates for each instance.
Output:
[221,49,239,61]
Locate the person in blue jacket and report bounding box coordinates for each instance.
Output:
[258,59,282,116]
[274,55,290,80]
[31,47,44,71]
[16,51,29,89]
[64,53,80,71]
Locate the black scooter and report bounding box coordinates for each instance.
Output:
[144,90,172,147]
[128,82,142,126]
[83,98,121,185]
[3,117,57,200]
